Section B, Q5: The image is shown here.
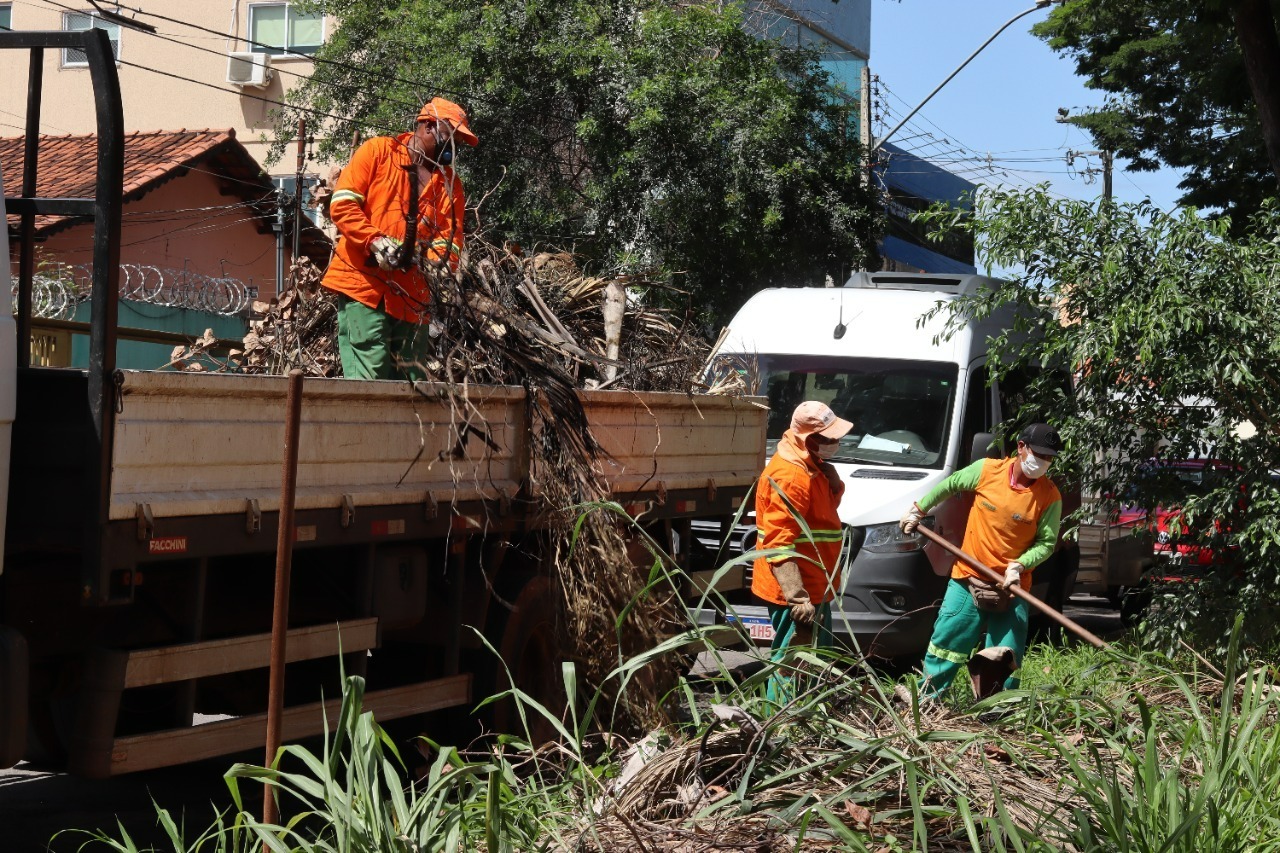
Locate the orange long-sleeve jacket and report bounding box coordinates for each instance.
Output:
[751,430,847,606]
[321,132,465,323]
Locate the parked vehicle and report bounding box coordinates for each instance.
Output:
[1096,458,1247,624]
[692,271,1080,659]
[0,30,766,777]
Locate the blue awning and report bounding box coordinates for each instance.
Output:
[876,142,976,209]
[879,235,977,275]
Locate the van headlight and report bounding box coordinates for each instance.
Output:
[861,517,933,553]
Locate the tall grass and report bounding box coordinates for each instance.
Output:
[65,498,1280,851]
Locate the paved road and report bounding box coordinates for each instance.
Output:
[2,596,1124,851]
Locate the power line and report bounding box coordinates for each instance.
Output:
[94,0,506,114]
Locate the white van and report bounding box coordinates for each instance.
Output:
[694,271,1078,658]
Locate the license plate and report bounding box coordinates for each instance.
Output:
[725,606,774,643]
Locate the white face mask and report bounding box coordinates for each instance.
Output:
[1020,450,1049,479]
[814,441,840,459]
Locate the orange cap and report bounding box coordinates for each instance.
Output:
[416,97,479,146]
[791,400,853,440]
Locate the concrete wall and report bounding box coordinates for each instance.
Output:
[0,1,323,174]
[34,169,281,298]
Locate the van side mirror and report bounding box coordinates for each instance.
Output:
[971,432,1002,463]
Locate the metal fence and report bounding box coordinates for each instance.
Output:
[17,262,255,319]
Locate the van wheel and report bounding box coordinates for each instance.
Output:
[492,576,566,744]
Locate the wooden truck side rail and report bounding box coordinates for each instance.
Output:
[37,371,766,777]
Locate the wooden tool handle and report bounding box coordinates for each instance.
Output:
[918,525,1109,650]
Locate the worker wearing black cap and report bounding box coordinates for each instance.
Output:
[899,423,1064,699]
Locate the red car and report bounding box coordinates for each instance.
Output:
[1118,459,1244,623]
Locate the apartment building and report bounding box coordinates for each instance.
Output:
[0,0,322,182]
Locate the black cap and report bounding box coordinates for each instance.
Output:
[1018,423,1062,457]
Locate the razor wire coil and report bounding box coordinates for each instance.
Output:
[13,263,253,318]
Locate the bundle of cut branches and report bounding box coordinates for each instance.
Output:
[237,258,339,377]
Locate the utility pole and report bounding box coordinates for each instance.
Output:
[859,63,872,187]
[1066,147,1114,201]
[293,117,306,261]
[1057,108,1113,201]
[274,189,288,297]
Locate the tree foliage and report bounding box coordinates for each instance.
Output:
[1033,0,1280,222]
[278,0,881,320]
[923,190,1280,653]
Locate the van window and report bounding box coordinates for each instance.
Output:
[960,363,990,461]
[754,355,959,468]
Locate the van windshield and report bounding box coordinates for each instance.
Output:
[752,355,959,468]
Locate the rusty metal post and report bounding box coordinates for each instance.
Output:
[263,370,304,829]
[918,526,1109,650]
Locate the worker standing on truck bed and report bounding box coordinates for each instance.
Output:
[321,97,477,380]
[752,401,853,703]
[900,423,1064,699]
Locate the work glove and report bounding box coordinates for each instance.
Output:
[772,560,815,625]
[370,235,403,271]
[899,503,924,535]
[1002,561,1025,589]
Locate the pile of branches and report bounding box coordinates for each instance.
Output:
[229,238,726,733]
[237,258,340,376]
[421,240,707,733]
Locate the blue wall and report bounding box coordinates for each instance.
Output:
[68,300,248,370]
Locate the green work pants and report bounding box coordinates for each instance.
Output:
[336,294,430,381]
[765,601,833,706]
[922,578,1028,699]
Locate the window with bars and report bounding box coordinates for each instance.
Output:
[61,10,121,66]
[248,3,323,56]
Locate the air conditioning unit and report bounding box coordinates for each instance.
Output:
[226,51,273,89]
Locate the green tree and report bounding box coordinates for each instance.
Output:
[922,189,1280,653]
[1034,0,1280,222]
[277,0,880,320]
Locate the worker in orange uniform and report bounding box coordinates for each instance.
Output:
[321,97,477,380]
[752,400,852,704]
[900,423,1063,700]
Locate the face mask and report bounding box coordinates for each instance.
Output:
[1020,450,1049,479]
[434,127,454,165]
[815,441,840,459]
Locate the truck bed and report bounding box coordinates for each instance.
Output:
[107,372,764,520]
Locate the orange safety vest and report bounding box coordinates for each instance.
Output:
[751,430,846,606]
[321,133,465,323]
[953,458,1062,591]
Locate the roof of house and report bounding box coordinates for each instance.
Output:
[1,128,277,237]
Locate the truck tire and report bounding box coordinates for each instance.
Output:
[492,576,566,744]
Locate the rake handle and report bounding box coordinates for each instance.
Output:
[918,525,1109,650]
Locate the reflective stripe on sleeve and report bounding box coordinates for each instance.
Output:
[330,190,366,205]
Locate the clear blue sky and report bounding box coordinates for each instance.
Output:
[870,0,1187,209]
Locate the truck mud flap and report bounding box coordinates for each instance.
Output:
[0,627,29,768]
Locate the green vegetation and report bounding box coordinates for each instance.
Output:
[1033,0,1280,221]
[67,617,1280,851]
[276,0,881,320]
[920,188,1280,655]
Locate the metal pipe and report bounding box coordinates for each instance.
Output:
[17,47,43,370]
[263,369,304,829]
[873,1,1057,154]
[918,525,1109,650]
